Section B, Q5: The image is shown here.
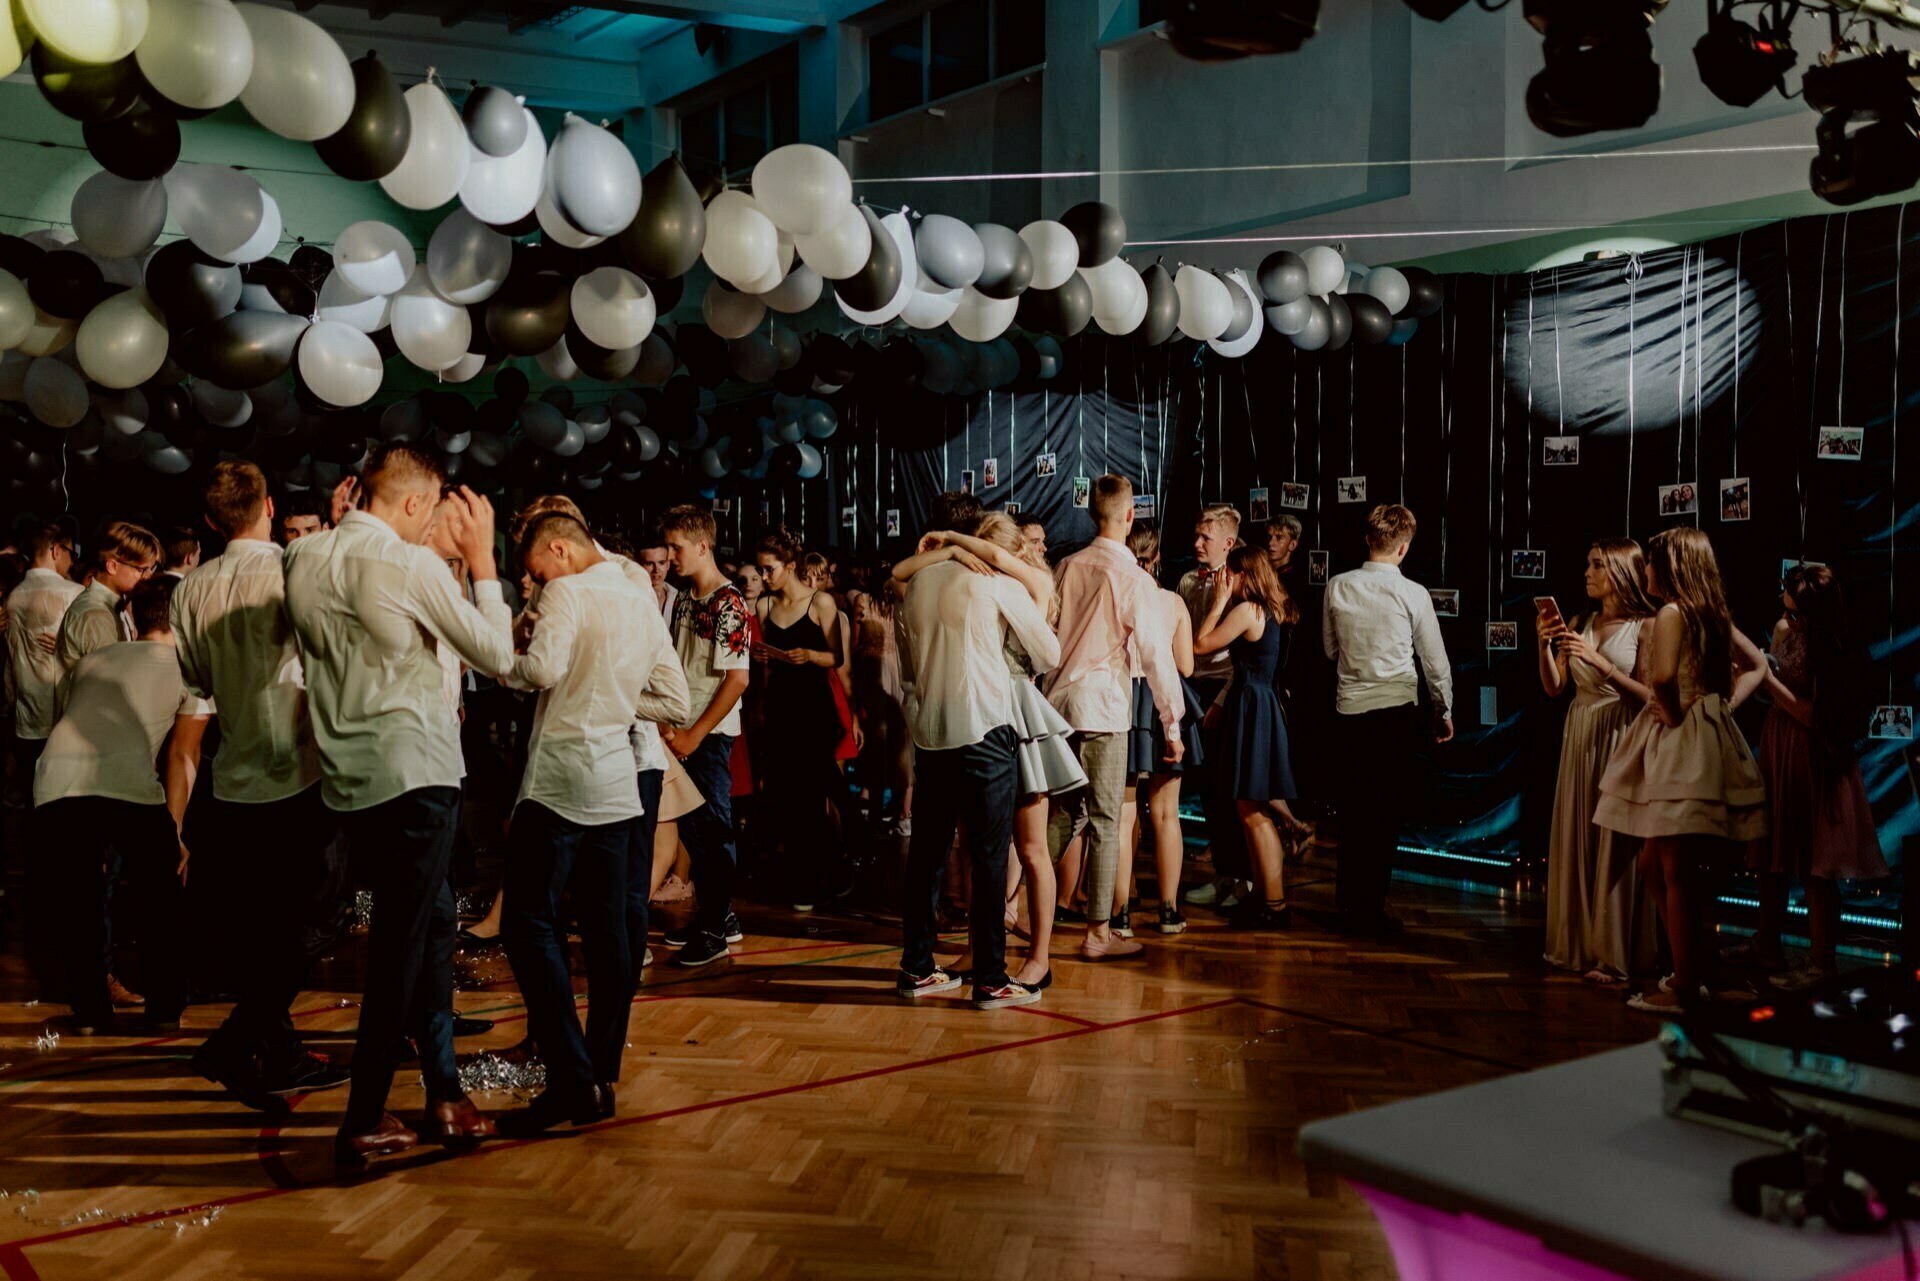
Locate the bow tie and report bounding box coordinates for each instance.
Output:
[1197,566,1217,584]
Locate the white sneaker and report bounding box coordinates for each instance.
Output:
[1184,879,1226,906]
[894,817,912,838]
[1218,880,1252,911]
[642,947,654,968]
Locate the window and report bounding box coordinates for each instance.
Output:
[866,0,1046,120]
[675,55,799,181]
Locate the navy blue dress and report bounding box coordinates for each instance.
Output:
[1221,617,1296,803]
[1127,676,1207,776]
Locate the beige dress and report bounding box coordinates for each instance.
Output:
[1543,618,1657,978]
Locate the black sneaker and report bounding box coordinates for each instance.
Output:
[672,933,730,968]
[971,981,1041,1010]
[722,912,744,944]
[1054,905,1086,925]
[1230,902,1292,931]
[662,926,691,948]
[896,968,962,999]
[1157,904,1188,935]
[193,1043,289,1113]
[264,1052,351,1095]
[1113,904,1135,938]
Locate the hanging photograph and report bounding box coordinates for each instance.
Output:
[1543,436,1580,466]
[1336,476,1368,504]
[1280,482,1311,510]
[711,498,732,516]
[1073,476,1091,508]
[1511,549,1545,580]
[1307,551,1329,586]
[1133,493,1156,521]
[1487,621,1519,651]
[1430,589,1460,618]
[759,499,771,524]
[841,506,856,529]
[1657,482,1698,516]
[1036,452,1057,478]
[1870,705,1914,740]
[1719,478,1751,522]
[1249,487,1271,523]
[1816,427,1863,460]
[1005,502,1020,516]
[982,457,999,489]
[885,509,901,537]
[960,469,975,495]
[1780,556,1827,582]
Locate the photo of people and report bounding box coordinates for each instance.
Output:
[1871,705,1914,740]
[841,505,856,529]
[1658,482,1697,516]
[1719,477,1751,522]
[1036,451,1057,477]
[1072,475,1091,508]
[960,469,974,494]
[1511,549,1545,579]
[1004,502,1020,516]
[1307,550,1329,585]
[1817,427,1864,460]
[1280,481,1311,510]
[1430,588,1460,618]
[1543,436,1580,466]
[1337,476,1367,504]
[1486,620,1519,650]
[982,457,999,489]
[885,508,901,537]
[1249,487,1270,523]
[711,498,731,515]
[1132,493,1156,520]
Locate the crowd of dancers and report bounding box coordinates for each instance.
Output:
[0,441,1884,1160]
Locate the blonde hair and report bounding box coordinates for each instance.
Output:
[1196,503,1241,538]
[1645,527,1732,695]
[98,520,161,568]
[1089,474,1133,525]
[975,512,1023,554]
[1364,504,1417,553]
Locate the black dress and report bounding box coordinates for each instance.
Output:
[758,597,847,901]
[1126,676,1207,776]
[1220,616,1296,803]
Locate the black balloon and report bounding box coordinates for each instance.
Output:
[146,240,242,328]
[1325,293,1352,352]
[1136,262,1181,346]
[1256,250,1309,305]
[29,251,104,319]
[177,312,310,388]
[424,390,475,435]
[1402,266,1443,319]
[616,156,706,281]
[32,47,142,123]
[240,257,316,316]
[148,385,200,447]
[972,223,1033,301]
[540,386,575,414]
[659,376,699,428]
[676,325,728,387]
[288,244,334,291]
[476,397,517,434]
[1016,274,1093,338]
[1346,293,1394,346]
[1218,272,1254,344]
[315,53,412,181]
[808,334,856,385]
[0,235,41,281]
[485,269,570,357]
[564,324,640,381]
[833,207,902,313]
[83,100,181,179]
[767,442,802,481]
[1061,201,1126,268]
[884,337,924,385]
[644,273,684,314]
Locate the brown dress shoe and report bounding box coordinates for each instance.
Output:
[335,1113,418,1164]
[107,974,143,1008]
[423,1095,497,1148]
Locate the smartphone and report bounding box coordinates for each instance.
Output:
[1533,596,1565,647]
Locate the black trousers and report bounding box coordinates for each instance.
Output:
[901,726,1017,991]
[1333,703,1424,922]
[626,769,663,997]
[503,801,635,1102]
[759,732,846,903]
[678,733,736,939]
[337,786,462,1131]
[41,796,188,1025]
[1192,678,1250,883]
[199,786,338,1074]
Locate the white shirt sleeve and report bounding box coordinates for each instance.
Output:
[409,551,514,681]
[1129,569,1183,740]
[504,576,575,692]
[1408,584,1453,718]
[1322,586,1339,661]
[997,577,1060,675]
[631,600,692,726]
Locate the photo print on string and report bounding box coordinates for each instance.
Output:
[1719,478,1751,522]
[1280,482,1311,511]
[960,469,975,495]
[841,506,856,529]
[983,457,999,489]
[1781,557,1827,582]
[1133,493,1156,521]
[1337,476,1368,504]
[1816,427,1863,460]
[1658,482,1698,517]
[1005,502,1020,516]
[1871,705,1914,740]
[1307,551,1329,586]
[1487,621,1520,651]
[1511,550,1545,580]
[712,499,731,515]
[1248,488,1270,523]
[1543,435,1580,466]
[1430,589,1461,619]
[885,509,901,538]
[1036,452,1057,478]
[1073,476,1091,509]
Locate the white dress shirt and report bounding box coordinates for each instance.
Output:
[35,642,197,807]
[898,559,1061,752]
[57,580,130,670]
[171,538,321,804]
[603,549,690,774]
[1321,560,1454,718]
[1177,568,1235,684]
[283,510,514,812]
[1045,537,1182,738]
[6,568,81,739]
[505,559,689,826]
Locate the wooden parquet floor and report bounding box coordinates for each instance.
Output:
[0,859,1656,1281]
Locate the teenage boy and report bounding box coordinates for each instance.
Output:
[1177,504,1249,914]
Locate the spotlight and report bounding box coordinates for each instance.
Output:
[1163,0,1319,61]
[1523,0,1669,136]
[1694,1,1796,107]
[1805,49,1920,205]
[1803,47,1920,116]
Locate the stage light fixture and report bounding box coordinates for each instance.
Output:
[1804,47,1920,205]
[1523,0,1669,136]
[1162,0,1320,61]
[1694,2,1796,107]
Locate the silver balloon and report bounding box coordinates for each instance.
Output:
[24,355,89,427]
[760,262,821,314]
[795,441,823,479]
[315,271,392,333]
[147,445,194,475]
[426,208,511,306]
[460,106,547,227]
[381,397,426,440]
[467,432,509,466]
[1265,296,1313,336]
[550,419,586,456]
[391,264,471,373]
[0,269,32,350]
[97,387,149,436]
[703,280,765,341]
[576,403,611,444]
[74,289,168,389]
[770,326,801,370]
[380,83,471,212]
[571,266,654,350]
[164,163,277,264]
[333,221,415,297]
[535,336,580,382]
[191,379,253,427]
[548,115,641,238]
[71,173,167,261]
[462,87,526,158]
[914,214,984,290]
[297,320,384,407]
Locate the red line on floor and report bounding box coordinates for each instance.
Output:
[1231,996,1532,1074]
[1009,1005,1102,1029]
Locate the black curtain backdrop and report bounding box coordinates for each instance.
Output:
[835,200,1918,871]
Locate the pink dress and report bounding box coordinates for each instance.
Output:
[1746,629,1888,881]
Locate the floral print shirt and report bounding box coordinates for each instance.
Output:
[672,582,751,737]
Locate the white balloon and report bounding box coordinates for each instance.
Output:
[70,173,166,261]
[1085,258,1146,336]
[760,263,821,314]
[0,269,32,350]
[535,337,579,383]
[750,144,852,237]
[459,106,547,227]
[837,211,917,326]
[22,229,77,252]
[548,114,641,237]
[1019,220,1079,292]
[24,355,90,427]
[426,209,510,305]
[224,190,282,266]
[739,259,785,297]
[74,288,167,389]
[24,0,147,63]
[534,175,604,249]
[191,379,252,427]
[1174,265,1232,341]
[135,0,251,111]
[1360,265,1410,316]
[164,163,273,263]
[333,221,415,297]
[793,202,871,281]
[438,350,486,383]
[315,271,392,333]
[1302,245,1345,298]
[702,190,778,289]
[949,287,1018,344]
[702,280,765,340]
[391,265,471,373]
[235,4,353,140]
[380,83,471,211]
[297,320,383,407]
[1208,272,1264,358]
[903,285,961,330]
[572,266,655,350]
[17,308,76,358]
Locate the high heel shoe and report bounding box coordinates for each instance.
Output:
[1020,969,1053,991]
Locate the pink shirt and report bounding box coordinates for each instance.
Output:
[1044,536,1182,738]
